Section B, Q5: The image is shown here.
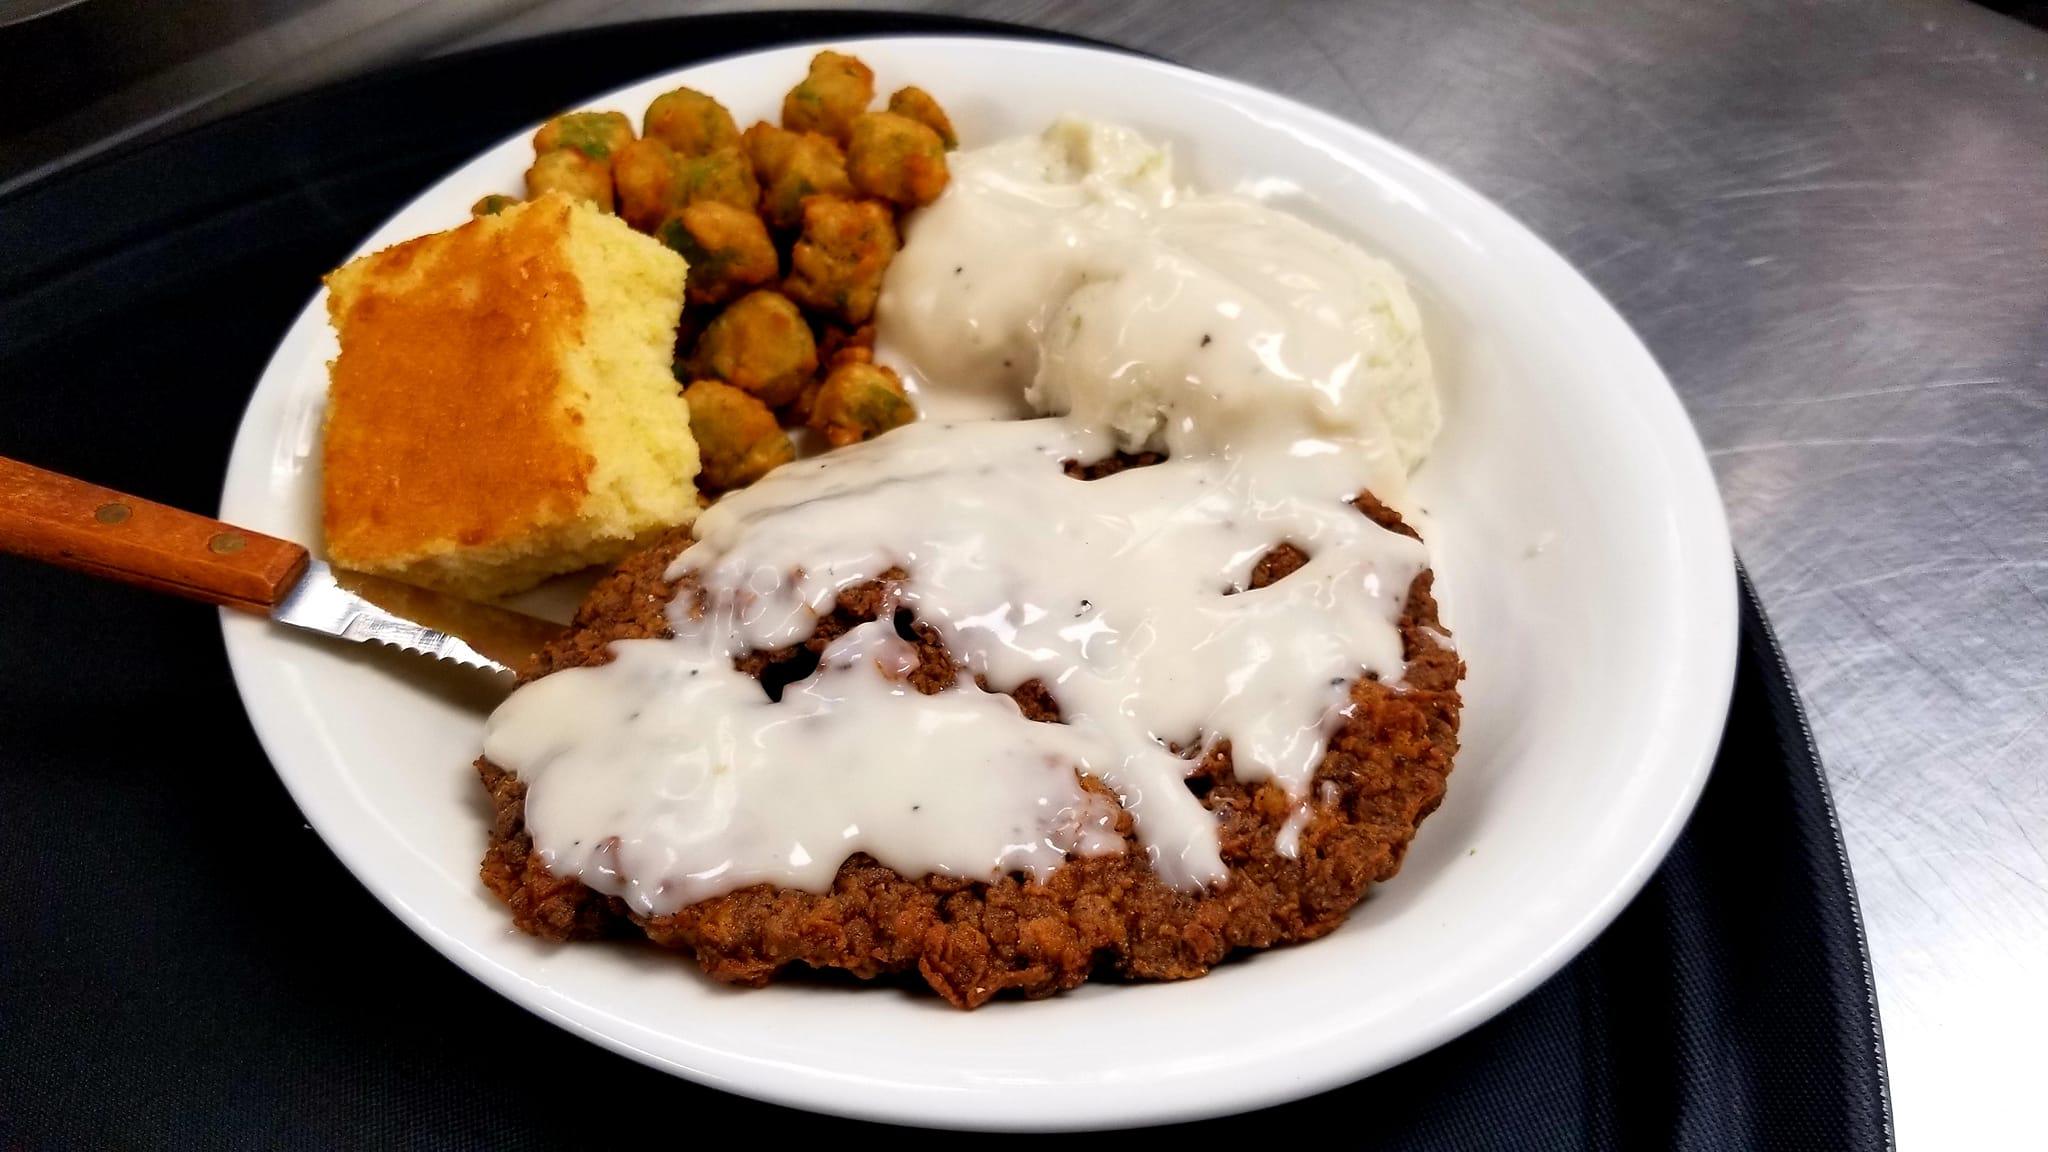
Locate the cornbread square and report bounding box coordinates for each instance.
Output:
[322,193,699,599]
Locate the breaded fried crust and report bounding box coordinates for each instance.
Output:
[478,468,1463,1007]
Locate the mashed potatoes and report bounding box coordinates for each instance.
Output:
[877,119,1439,473]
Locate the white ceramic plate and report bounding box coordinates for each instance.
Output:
[220,36,1735,1131]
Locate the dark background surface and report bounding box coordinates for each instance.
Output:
[2,12,1888,1148]
[7,0,2046,194]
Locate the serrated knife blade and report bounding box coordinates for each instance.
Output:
[274,560,563,675]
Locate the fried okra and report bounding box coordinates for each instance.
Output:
[613,138,682,231]
[743,122,855,231]
[817,322,876,368]
[658,201,778,306]
[671,305,715,379]
[886,86,956,150]
[525,149,613,210]
[846,111,949,207]
[677,146,759,214]
[787,333,873,424]
[614,139,759,231]
[643,87,739,156]
[532,111,634,160]
[692,290,818,407]
[781,50,874,143]
[684,379,796,491]
[809,359,914,448]
[783,196,898,325]
[470,194,518,217]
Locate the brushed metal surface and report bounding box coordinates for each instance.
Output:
[456,1,2047,1143]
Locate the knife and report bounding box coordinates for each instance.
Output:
[0,456,562,675]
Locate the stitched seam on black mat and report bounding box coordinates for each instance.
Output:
[1739,561,1896,1152]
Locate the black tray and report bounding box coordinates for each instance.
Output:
[0,11,1889,1149]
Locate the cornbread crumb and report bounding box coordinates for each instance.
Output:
[322,193,699,599]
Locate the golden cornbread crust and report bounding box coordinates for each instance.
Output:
[322,193,698,599]
[325,197,592,575]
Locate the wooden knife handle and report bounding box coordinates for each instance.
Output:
[0,456,309,612]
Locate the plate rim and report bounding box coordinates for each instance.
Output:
[219,32,1737,1130]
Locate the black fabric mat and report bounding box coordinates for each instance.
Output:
[0,11,1890,1149]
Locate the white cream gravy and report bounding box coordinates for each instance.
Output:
[483,120,1445,915]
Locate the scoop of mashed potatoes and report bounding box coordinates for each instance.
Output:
[877,118,1439,470]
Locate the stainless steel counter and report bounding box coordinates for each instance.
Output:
[14,0,2044,1143]
[464,3,2048,1143]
